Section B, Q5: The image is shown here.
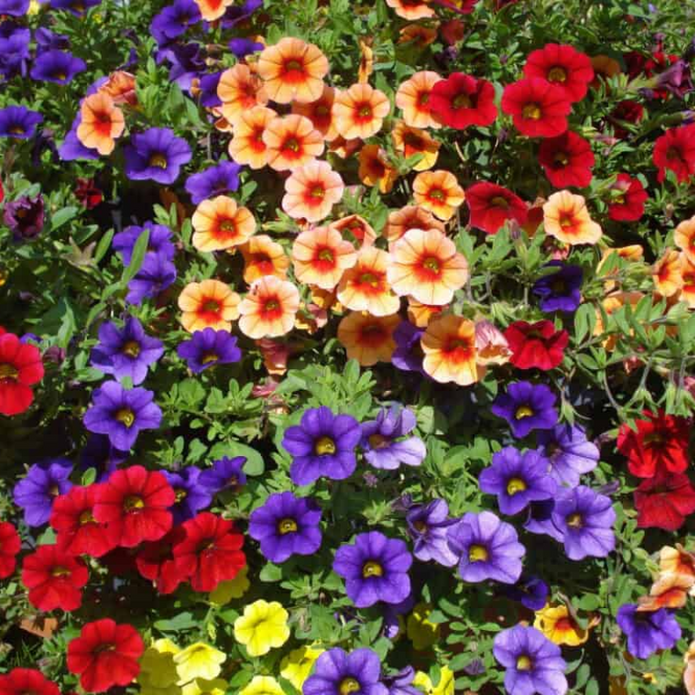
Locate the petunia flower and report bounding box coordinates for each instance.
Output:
[536,423,599,487]
[0,331,44,416]
[616,604,681,660]
[234,600,290,656]
[191,195,256,252]
[238,276,300,339]
[30,49,86,84]
[0,522,21,579]
[406,499,459,567]
[124,128,192,185]
[504,320,569,371]
[199,456,247,495]
[338,246,400,315]
[412,169,465,221]
[653,124,695,183]
[0,670,59,695]
[172,642,225,683]
[543,190,602,245]
[421,314,479,386]
[524,43,594,102]
[262,114,324,171]
[501,78,571,138]
[607,174,648,222]
[76,93,124,156]
[334,83,391,140]
[532,261,583,313]
[292,84,339,140]
[178,279,241,333]
[634,471,695,531]
[176,328,241,374]
[281,160,345,223]
[292,225,358,290]
[185,161,241,205]
[465,182,527,235]
[429,72,497,129]
[218,64,268,126]
[337,312,400,366]
[395,70,443,129]
[534,603,591,646]
[0,105,42,139]
[13,458,73,527]
[538,131,595,188]
[360,405,426,470]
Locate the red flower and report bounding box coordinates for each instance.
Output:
[653,124,695,183]
[67,619,144,693]
[617,410,691,478]
[465,182,527,235]
[524,43,594,102]
[0,669,60,695]
[21,544,89,612]
[634,471,695,531]
[172,512,245,592]
[429,73,497,129]
[0,333,44,416]
[501,78,571,138]
[0,522,21,579]
[50,486,116,558]
[607,174,648,222]
[135,527,188,595]
[75,178,103,210]
[93,465,175,548]
[538,131,594,188]
[504,320,569,370]
[610,100,644,139]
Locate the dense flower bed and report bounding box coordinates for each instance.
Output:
[1,0,695,693]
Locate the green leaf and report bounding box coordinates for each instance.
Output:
[50,206,79,232]
[121,228,150,284]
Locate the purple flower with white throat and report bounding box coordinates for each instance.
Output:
[361,405,426,471]
[536,424,600,487]
[177,328,241,374]
[406,499,459,567]
[124,128,192,185]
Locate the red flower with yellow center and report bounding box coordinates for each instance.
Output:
[0,332,44,417]
[239,276,300,339]
[465,182,528,235]
[337,312,400,366]
[429,72,498,129]
[501,78,572,138]
[524,43,595,102]
[337,246,400,316]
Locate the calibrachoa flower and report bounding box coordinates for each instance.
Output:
[176,328,241,373]
[263,114,324,171]
[185,161,241,204]
[173,642,226,682]
[653,124,695,183]
[233,600,290,656]
[126,252,177,305]
[634,471,695,531]
[238,276,300,339]
[421,314,479,386]
[163,467,213,524]
[337,246,399,316]
[392,321,426,373]
[607,173,648,221]
[492,381,558,438]
[538,131,594,188]
[616,604,681,659]
[303,648,388,695]
[282,406,361,485]
[536,424,600,487]
[135,527,186,595]
[13,458,73,527]
[430,72,497,129]
[333,531,412,607]
[248,491,322,563]
[292,225,357,290]
[391,122,440,171]
[178,279,241,333]
[334,83,391,139]
[30,49,86,84]
[3,195,45,241]
[281,160,345,222]
[532,261,583,313]
[406,499,459,567]
[198,456,247,494]
[395,70,443,129]
[76,93,124,155]
[501,78,571,138]
[360,404,426,470]
[0,670,59,695]
[504,320,569,371]
[112,222,174,265]
[0,332,44,416]
[191,195,256,252]
[0,0,29,15]
[241,235,291,283]
[543,190,602,245]
[534,603,591,646]
[465,182,527,234]
[523,43,594,102]
[337,312,400,366]
[0,522,21,579]
[280,646,324,692]
[0,105,42,139]
[505,575,550,612]
[124,128,192,185]
[239,677,283,695]
[412,169,465,221]
[293,84,338,140]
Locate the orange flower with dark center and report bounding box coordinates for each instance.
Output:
[337,246,400,316]
[399,24,438,47]
[337,312,400,366]
[652,250,683,298]
[192,196,256,252]
[392,121,440,171]
[178,280,241,332]
[262,114,324,171]
[77,93,125,156]
[218,64,268,126]
[282,161,345,223]
[239,235,290,284]
[395,70,443,129]
[413,170,465,221]
[358,144,399,194]
[543,190,602,245]
[385,205,445,246]
[292,85,338,141]
[228,105,277,170]
[292,226,357,290]
[238,276,300,339]
[421,315,480,385]
[334,83,391,140]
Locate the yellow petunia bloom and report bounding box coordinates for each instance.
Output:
[280,646,324,690]
[209,566,250,605]
[239,676,284,695]
[234,600,290,657]
[413,667,455,695]
[407,603,440,651]
[138,639,181,690]
[173,643,226,684]
[534,604,589,646]
[182,678,228,695]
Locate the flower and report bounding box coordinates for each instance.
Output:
[338,246,400,315]
[407,603,440,650]
[183,678,227,695]
[0,105,43,139]
[185,161,241,205]
[199,456,247,494]
[0,670,59,695]
[66,619,144,693]
[163,467,213,524]
[172,512,245,592]
[391,122,440,171]
[126,252,177,305]
[209,565,250,604]
[75,177,104,209]
[281,160,345,222]
[534,604,591,646]
[421,314,479,385]
[653,124,695,183]
[607,173,648,222]
[360,405,426,470]
[634,471,695,531]
[292,225,357,290]
[0,332,44,416]
[90,317,164,385]
[304,648,387,695]
[112,222,175,265]
[675,214,695,263]
[392,321,426,374]
[465,182,527,235]
[83,381,162,450]
[256,37,329,104]
[234,600,290,657]
[538,131,594,188]
[501,78,571,138]
[239,677,284,695]
[492,381,558,438]
[334,83,391,139]
[0,522,21,578]
[412,169,465,221]
[218,64,268,126]
[136,527,188,595]
[536,424,599,487]
[173,642,226,682]
[616,604,681,660]
[504,320,569,371]
[337,312,400,366]
[238,276,300,339]
[263,114,324,171]
[248,492,322,563]
[429,73,497,129]
[191,196,256,252]
[178,280,241,333]
[358,144,399,194]
[551,486,616,560]
[386,206,445,246]
[3,195,45,241]
[151,0,201,43]
[524,43,594,102]
[282,406,361,485]
[532,261,583,313]
[292,84,338,140]
[30,49,86,84]
[241,235,290,284]
[176,329,241,374]
[124,128,192,185]
[76,94,124,155]
[504,575,550,611]
[412,667,454,695]
[0,0,29,15]
[406,499,459,567]
[280,646,324,691]
[21,544,88,612]
[492,625,568,695]
[395,70,443,129]
[194,0,234,21]
[13,458,73,527]
[543,190,602,245]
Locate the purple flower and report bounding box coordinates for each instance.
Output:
[0,106,42,139]
[551,486,616,560]
[532,262,583,313]
[0,24,30,81]
[303,648,388,695]
[79,434,128,482]
[228,37,264,59]
[124,128,192,185]
[50,0,102,16]
[392,321,425,374]
[493,625,568,695]
[523,500,564,542]
[406,499,459,567]
[333,531,412,608]
[90,317,164,385]
[360,405,426,470]
[162,467,212,524]
[503,575,549,611]
[198,72,223,108]
[83,380,162,450]
[177,328,241,374]
[447,511,525,584]
[383,667,420,695]
[184,161,241,205]
[125,251,177,305]
[479,447,557,515]
[35,27,70,50]
[150,0,201,44]
[491,381,558,438]
[3,195,45,240]
[0,0,29,16]
[248,491,322,563]
[160,42,205,91]
[30,49,86,84]
[536,424,599,487]
[199,456,247,494]
[112,222,175,266]
[616,604,681,659]
[654,60,693,99]
[59,116,99,161]
[282,406,361,486]
[13,458,73,527]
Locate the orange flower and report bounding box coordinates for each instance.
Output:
[191,196,255,253]
[407,298,443,328]
[597,245,644,291]
[238,276,300,338]
[327,136,363,159]
[240,235,290,284]
[334,83,391,140]
[99,71,137,106]
[385,205,445,245]
[76,93,125,156]
[392,121,440,171]
[659,545,695,581]
[337,246,400,316]
[358,38,374,84]
[395,71,442,129]
[681,255,695,308]
[652,250,683,297]
[256,37,329,104]
[292,226,357,290]
[262,114,324,171]
[421,315,480,386]
[329,215,377,248]
[386,0,435,20]
[399,24,438,47]
[412,170,465,221]
[228,105,277,170]
[337,312,399,366]
[194,0,234,21]
[178,279,241,332]
[218,64,268,126]
[358,144,398,194]
[475,320,512,366]
[388,228,469,305]
[292,85,339,141]
[282,161,345,223]
[637,573,692,612]
[674,215,695,263]
[543,191,602,245]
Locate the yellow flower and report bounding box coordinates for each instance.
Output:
[173,643,226,684]
[28,0,41,14]
[234,600,290,657]
[182,678,228,695]
[138,639,181,689]
[534,604,589,646]
[413,667,454,695]
[407,603,440,651]
[239,676,284,695]
[280,646,324,690]
[209,566,250,605]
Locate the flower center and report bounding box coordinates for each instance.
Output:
[468,544,488,562]
[522,103,542,120]
[121,340,141,358]
[284,137,300,153]
[418,92,430,106]
[9,126,25,135]
[203,300,221,313]
[317,248,335,262]
[567,513,583,528]
[315,436,336,455]
[362,561,383,578]
[452,92,471,109]
[149,153,168,169]
[357,103,372,118]
[368,434,390,449]
[310,185,325,200]
[278,518,298,535]
[515,405,534,419]
[124,495,145,511]
[79,510,95,525]
[339,678,361,695]
[201,351,219,365]
[547,66,567,82]
[285,59,303,73]
[175,488,187,502]
[51,565,71,577]
[429,188,445,201]
[220,219,237,233]
[359,272,380,287]
[559,216,573,228]
[422,257,441,274]
[553,152,569,166]
[264,298,280,312]
[0,364,18,381]
[413,520,427,532]
[115,408,135,427]
[506,478,527,495]
[491,195,509,209]
[516,655,533,671]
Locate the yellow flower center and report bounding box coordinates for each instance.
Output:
[9,126,25,135]
[315,436,336,455]
[51,566,71,577]
[362,561,383,578]
[469,544,489,562]
[339,678,361,695]
[429,188,445,201]
[553,152,569,166]
[124,495,145,511]
[284,137,300,153]
[203,300,221,313]
[149,153,168,169]
[515,405,534,419]
[310,185,325,200]
[358,104,372,118]
[359,272,380,287]
[452,93,471,109]
[567,513,583,528]
[55,72,67,81]
[115,408,135,427]
[79,510,95,525]
[175,488,187,502]
[522,103,542,120]
[0,364,18,380]
[278,518,298,534]
[516,655,533,671]
[285,59,303,73]
[318,248,335,262]
[422,257,441,273]
[201,351,219,364]
[264,299,280,312]
[220,219,237,233]
[506,478,527,495]
[547,66,567,83]
[121,340,141,358]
